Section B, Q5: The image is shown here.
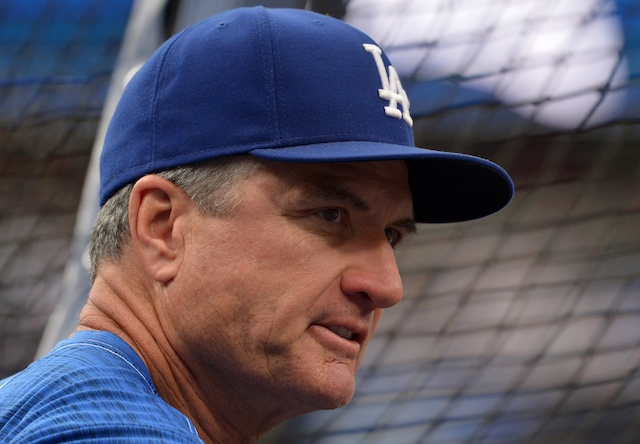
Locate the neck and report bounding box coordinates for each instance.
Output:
[76,265,287,443]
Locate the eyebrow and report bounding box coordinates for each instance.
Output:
[395,217,418,234]
[309,182,418,234]
[316,183,370,212]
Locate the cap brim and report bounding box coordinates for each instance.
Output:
[250,141,514,224]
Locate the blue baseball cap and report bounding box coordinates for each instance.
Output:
[100,6,513,223]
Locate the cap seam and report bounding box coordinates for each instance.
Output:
[262,8,282,146]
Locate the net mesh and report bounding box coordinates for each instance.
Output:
[0,0,132,376]
[1,0,638,442]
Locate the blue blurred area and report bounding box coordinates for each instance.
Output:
[618,0,640,116]
[619,0,640,77]
[0,0,133,124]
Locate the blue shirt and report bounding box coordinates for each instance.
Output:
[0,331,203,443]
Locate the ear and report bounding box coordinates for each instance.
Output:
[128,175,192,283]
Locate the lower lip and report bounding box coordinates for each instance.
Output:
[309,324,361,358]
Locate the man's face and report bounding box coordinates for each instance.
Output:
[163,160,414,415]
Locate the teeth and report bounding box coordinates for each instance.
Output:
[328,326,354,340]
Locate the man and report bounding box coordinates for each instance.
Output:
[0,6,513,444]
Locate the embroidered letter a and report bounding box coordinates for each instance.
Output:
[363,43,413,127]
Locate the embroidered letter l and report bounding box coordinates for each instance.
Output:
[363,43,413,127]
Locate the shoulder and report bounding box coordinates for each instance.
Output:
[0,331,202,443]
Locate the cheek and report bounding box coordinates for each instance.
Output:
[184,217,345,351]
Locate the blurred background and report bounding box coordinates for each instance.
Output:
[1,0,638,442]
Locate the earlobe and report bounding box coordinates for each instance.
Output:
[129,175,190,283]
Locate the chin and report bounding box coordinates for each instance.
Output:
[275,346,361,413]
[301,372,357,411]
[324,391,355,410]
[294,387,354,414]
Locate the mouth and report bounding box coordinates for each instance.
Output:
[309,323,362,358]
[312,317,367,345]
[327,325,355,341]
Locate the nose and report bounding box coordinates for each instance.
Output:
[340,240,404,309]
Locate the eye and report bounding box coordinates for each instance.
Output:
[385,227,402,246]
[318,208,344,223]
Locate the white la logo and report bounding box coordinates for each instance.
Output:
[363,43,413,127]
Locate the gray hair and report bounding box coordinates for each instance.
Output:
[89,155,263,281]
